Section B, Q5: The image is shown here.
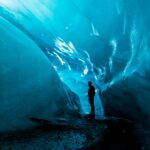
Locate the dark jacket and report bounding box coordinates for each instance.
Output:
[88,86,95,98]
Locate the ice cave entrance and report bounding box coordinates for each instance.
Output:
[51,38,104,117]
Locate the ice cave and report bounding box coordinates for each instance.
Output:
[0,0,150,149]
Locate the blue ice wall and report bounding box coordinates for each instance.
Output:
[0,16,80,132]
[0,0,150,125]
[0,0,105,117]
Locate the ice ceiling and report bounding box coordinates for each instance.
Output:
[0,0,150,130]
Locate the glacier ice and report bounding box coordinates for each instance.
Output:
[0,17,80,132]
[0,0,150,131]
[0,0,104,118]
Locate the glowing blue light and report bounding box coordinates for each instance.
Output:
[109,39,117,71]
[53,52,65,65]
[83,68,88,75]
[91,23,100,37]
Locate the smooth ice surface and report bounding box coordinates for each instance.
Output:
[0,17,80,132]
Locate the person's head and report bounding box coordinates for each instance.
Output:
[88,81,92,87]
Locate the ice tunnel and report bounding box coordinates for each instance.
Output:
[0,0,150,132]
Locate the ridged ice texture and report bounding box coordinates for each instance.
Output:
[0,0,105,116]
[0,0,150,124]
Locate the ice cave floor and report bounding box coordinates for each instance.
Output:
[0,117,149,150]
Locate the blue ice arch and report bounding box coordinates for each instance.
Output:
[0,0,150,132]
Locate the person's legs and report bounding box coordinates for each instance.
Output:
[89,98,95,119]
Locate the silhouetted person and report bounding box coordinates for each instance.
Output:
[88,81,95,119]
